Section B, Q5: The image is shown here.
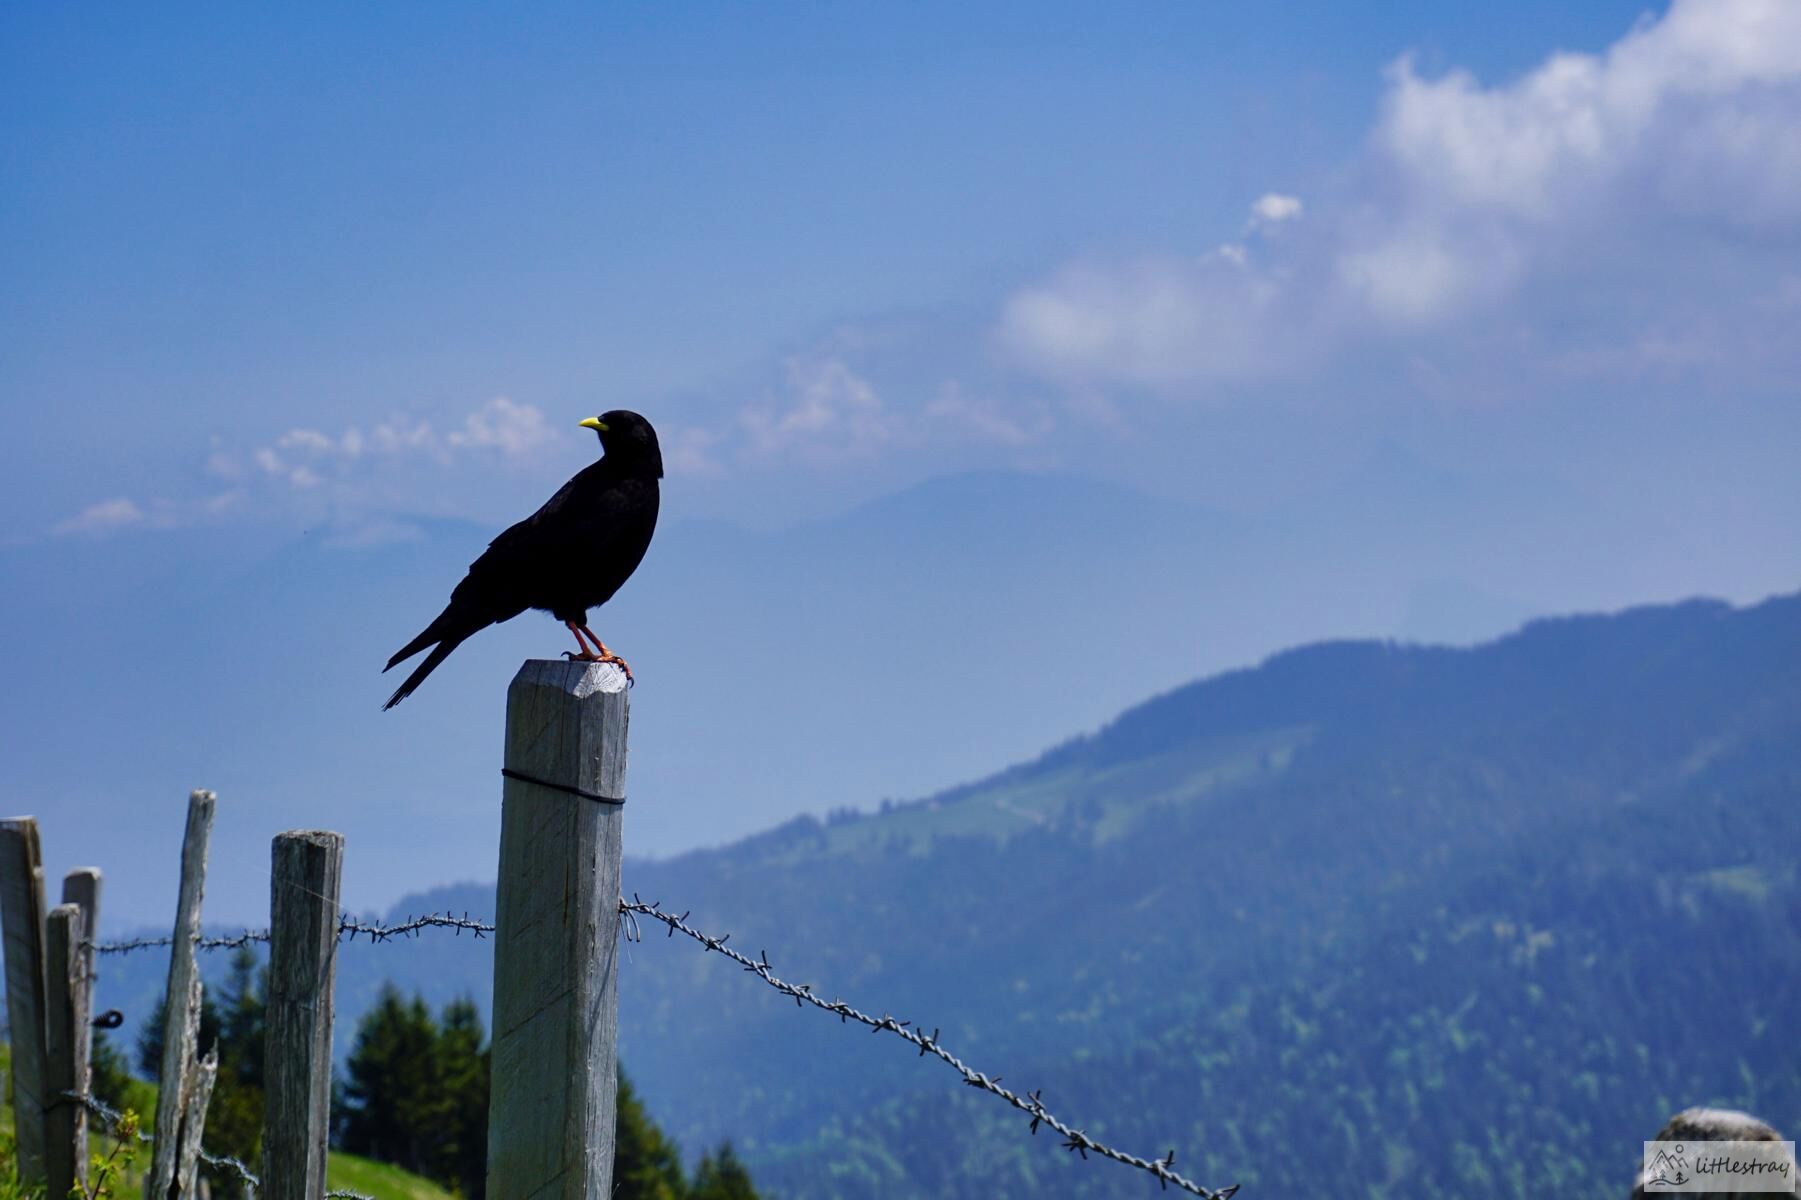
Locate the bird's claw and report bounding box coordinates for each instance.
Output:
[563,648,634,684]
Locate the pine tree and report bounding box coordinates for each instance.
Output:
[691,1143,758,1200]
[337,984,443,1176]
[436,996,491,1198]
[334,986,760,1200]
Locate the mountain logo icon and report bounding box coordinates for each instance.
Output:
[1646,1145,1691,1189]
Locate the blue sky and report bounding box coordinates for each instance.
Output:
[8,0,1744,533]
[5,1,1800,920]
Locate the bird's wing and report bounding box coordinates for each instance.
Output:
[455,465,640,599]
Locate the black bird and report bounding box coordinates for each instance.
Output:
[382,410,662,709]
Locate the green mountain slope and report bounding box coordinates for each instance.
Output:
[612,593,1801,1197]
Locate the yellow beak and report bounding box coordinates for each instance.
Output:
[580,417,609,432]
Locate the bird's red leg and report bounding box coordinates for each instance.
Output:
[563,621,604,662]
[580,625,634,684]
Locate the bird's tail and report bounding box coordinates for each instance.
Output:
[382,636,467,710]
[383,606,483,709]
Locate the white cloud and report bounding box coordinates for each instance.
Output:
[1348,0,1801,323]
[999,253,1298,386]
[370,419,437,455]
[58,397,569,537]
[1000,0,1801,383]
[53,498,145,536]
[742,354,895,461]
[50,492,242,537]
[924,382,1050,447]
[1249,193,1303,227]
[237,397,556,495]
[1378,0,1801,222]
[1336,222,1521,327]
[446,397,554,456]
[277,428,336,454]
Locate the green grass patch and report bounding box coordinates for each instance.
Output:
[326,1152,457,1200]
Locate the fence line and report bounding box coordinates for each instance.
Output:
[83,898,1237,1197]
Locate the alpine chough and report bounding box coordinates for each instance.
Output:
[382,410,662,709]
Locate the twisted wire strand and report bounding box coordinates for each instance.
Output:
[619,895,1238,1198]
[85,911,495,956]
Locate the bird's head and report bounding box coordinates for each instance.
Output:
[580,410,663,478]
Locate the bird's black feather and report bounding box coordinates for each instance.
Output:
[383,410,662,708]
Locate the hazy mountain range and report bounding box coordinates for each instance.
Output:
[79,588,1801,1198]
[2,455,1594,924]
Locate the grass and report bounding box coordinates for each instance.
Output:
[325,1152,457,1199]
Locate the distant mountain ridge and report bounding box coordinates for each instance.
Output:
[4,461,1574,925]
[78,590,1801,1197]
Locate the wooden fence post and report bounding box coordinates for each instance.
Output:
[262,829,344,1199]
[488,659,630,1199]
[0,816,50,1185]
[62,866,103,1045]
[45,903,90,1198]
[147,789,218,1200]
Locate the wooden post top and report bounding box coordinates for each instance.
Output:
[509,658,631,698]
[506,659,631,803]
[271,829,345,850]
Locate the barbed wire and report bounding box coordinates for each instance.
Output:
[88,928,271,955]
[86,910,495,956]
[619,895,1239,1198]
[59,1089,374,1199]
[337,910,493,942]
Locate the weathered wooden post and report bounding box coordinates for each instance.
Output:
[61,867,103,1060]
[262,829,344,1199]
[488,659,630,1198]
[173,1048,219,1196]
[45,903,91,1197]
[147,789,218,1200]
[0,816,50,1185]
